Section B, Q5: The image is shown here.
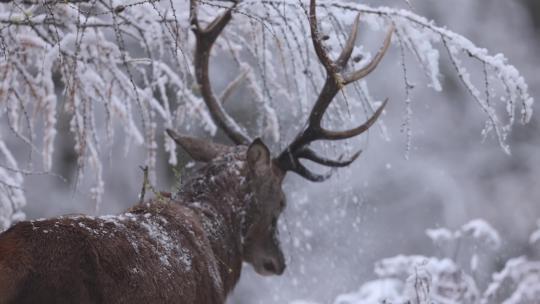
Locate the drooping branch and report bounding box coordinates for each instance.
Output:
[0,0,534,225]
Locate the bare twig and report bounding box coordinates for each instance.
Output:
[139,165,149,204]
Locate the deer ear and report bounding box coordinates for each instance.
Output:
[166,129,232,162]
[247,138,271,175]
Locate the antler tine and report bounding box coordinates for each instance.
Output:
[190,0,251,145]
[344,25,394,85]
[321,98,388,140]
[302,0,346,131]
[291,160,333,182]
[308,0,339,75]
[189,0,200,28]
[336,13,361,69]
[298,148,362,168]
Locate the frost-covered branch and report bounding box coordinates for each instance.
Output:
[332,219,540,304]
[0,0,534,226]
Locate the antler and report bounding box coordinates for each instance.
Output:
[275,0,394,182]
[190,0,252,145]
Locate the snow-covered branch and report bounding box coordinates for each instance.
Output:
[326,219,540,304]
[0,0,534,225]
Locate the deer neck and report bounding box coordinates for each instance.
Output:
[174,155,251,293]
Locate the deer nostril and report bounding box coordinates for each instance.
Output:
[262,261,276,273]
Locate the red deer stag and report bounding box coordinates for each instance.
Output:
[0,0,393,303]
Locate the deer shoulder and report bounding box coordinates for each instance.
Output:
[0,200,227,303]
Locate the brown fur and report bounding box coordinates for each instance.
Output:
[0,149,273,304]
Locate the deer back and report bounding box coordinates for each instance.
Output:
[0,199,238,304]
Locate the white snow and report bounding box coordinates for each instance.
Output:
[461,218,501,249]
[0,0,534,221]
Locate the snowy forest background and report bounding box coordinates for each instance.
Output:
[0,0,539,303]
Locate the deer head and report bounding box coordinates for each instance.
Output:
[167,131,287,275]
[168,0,394,276]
